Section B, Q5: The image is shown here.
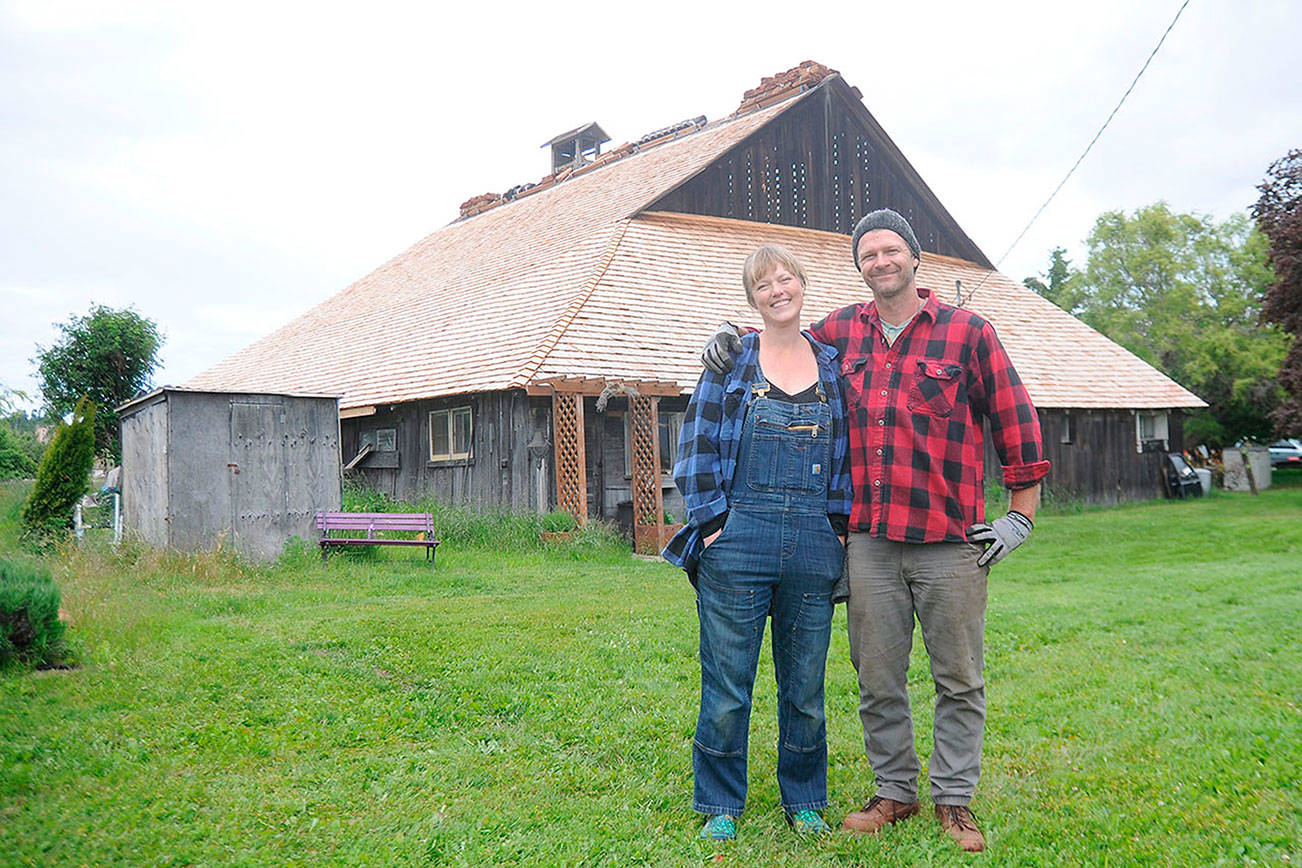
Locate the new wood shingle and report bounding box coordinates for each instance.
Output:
[190,78,1203,413]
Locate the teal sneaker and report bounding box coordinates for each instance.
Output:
[699,814,737,841]
[786,809,831,835]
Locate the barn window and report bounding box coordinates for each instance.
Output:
[429,407,472,461]
[1060,414,1073,445]
[1136,411,1169,453]
[360,427,396,452]
[659,411,684,474]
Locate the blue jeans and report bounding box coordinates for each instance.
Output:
[691,388,843,816]
[693,509,841,814]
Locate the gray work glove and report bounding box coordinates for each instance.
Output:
[965,510,1033,567]
[701,322,742,374]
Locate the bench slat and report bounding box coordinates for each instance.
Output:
[318,539,439,548]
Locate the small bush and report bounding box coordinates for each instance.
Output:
[21,399,96,550]
[541,510,577,533]
[342,480,394,513]
[0,425,38,481]
[0,556,66,668]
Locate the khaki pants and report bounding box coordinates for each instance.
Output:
[845,534,988,805]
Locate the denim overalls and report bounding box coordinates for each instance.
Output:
[692,375,846,816]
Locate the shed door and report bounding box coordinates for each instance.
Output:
[229,401,287,558]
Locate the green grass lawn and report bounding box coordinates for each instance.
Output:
[1,479,1299,865]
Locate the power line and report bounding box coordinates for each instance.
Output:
[966,0,1191,299]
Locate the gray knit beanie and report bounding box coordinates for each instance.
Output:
[851,208,921,267]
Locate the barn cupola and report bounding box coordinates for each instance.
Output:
[542,122,610,174]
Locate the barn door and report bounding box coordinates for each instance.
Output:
[229,400,287,559]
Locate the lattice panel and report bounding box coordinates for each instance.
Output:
[629,394,663,529]
[552,391,587,525]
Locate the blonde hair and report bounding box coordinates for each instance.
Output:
[742,245,808,306]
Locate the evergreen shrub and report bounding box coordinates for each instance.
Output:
[0,556,66,667]
[20,399,95,549]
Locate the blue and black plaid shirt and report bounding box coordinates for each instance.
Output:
[662,331,852,576]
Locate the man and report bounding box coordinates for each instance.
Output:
[701,209,1049,852]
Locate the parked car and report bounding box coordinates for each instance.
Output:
[1269,438,1302,468]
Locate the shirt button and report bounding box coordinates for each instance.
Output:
[878,420,885,426]
[876,449,882,456]
[874,480,881,486]
[880,390,887,396]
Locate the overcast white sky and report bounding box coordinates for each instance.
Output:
[2,0,1299,410]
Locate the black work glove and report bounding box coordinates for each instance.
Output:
[701,322,742,374]
[965,510,1033,567]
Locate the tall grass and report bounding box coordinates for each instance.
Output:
[341,481,623,552]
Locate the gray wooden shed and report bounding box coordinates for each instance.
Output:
[118,388,342,561]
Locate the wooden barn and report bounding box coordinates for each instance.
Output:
[189,62,1204,550]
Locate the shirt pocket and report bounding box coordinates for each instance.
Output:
[906,360,962,418]
[839,355,870,404]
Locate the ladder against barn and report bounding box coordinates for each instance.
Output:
[527,377,683,555]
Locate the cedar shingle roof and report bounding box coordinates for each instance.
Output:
[189,80,1203,412]
[187,96,805,405]
[540,211,1204,409]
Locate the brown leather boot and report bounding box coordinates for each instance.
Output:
[841,795,921,834]
[935,804,986,852]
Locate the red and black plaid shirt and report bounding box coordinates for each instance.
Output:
[810,289,1050,543]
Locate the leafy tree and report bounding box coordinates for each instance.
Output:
[1,411,47,471]
[1023,246,1086,314]
[1252,149,1302,435]
[1033,203,1286,447]
[0,386,41,480]
[0,384,27,415]
[21,399,96,548]
[34,305,162,461]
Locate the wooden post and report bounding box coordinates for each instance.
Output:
[629,393,664,555]
[552,390,588,525]
[1240,446,1259,495]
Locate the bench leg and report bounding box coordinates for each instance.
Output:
[321,544,329,566]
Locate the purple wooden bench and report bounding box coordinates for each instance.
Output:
[315,511,439,566]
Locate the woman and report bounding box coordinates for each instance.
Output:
[663,245,851,841]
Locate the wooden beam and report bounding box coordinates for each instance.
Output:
[526,377,685,398]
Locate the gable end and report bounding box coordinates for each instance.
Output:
[646,77,991,267]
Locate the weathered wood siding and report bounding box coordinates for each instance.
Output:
[119,393,169,548]
[119,390,341,561]
[343,390,689,534]
[347,392,1190,519]
[985,409,1187,506]
[650,83,989,266]
[343,390,555,512]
